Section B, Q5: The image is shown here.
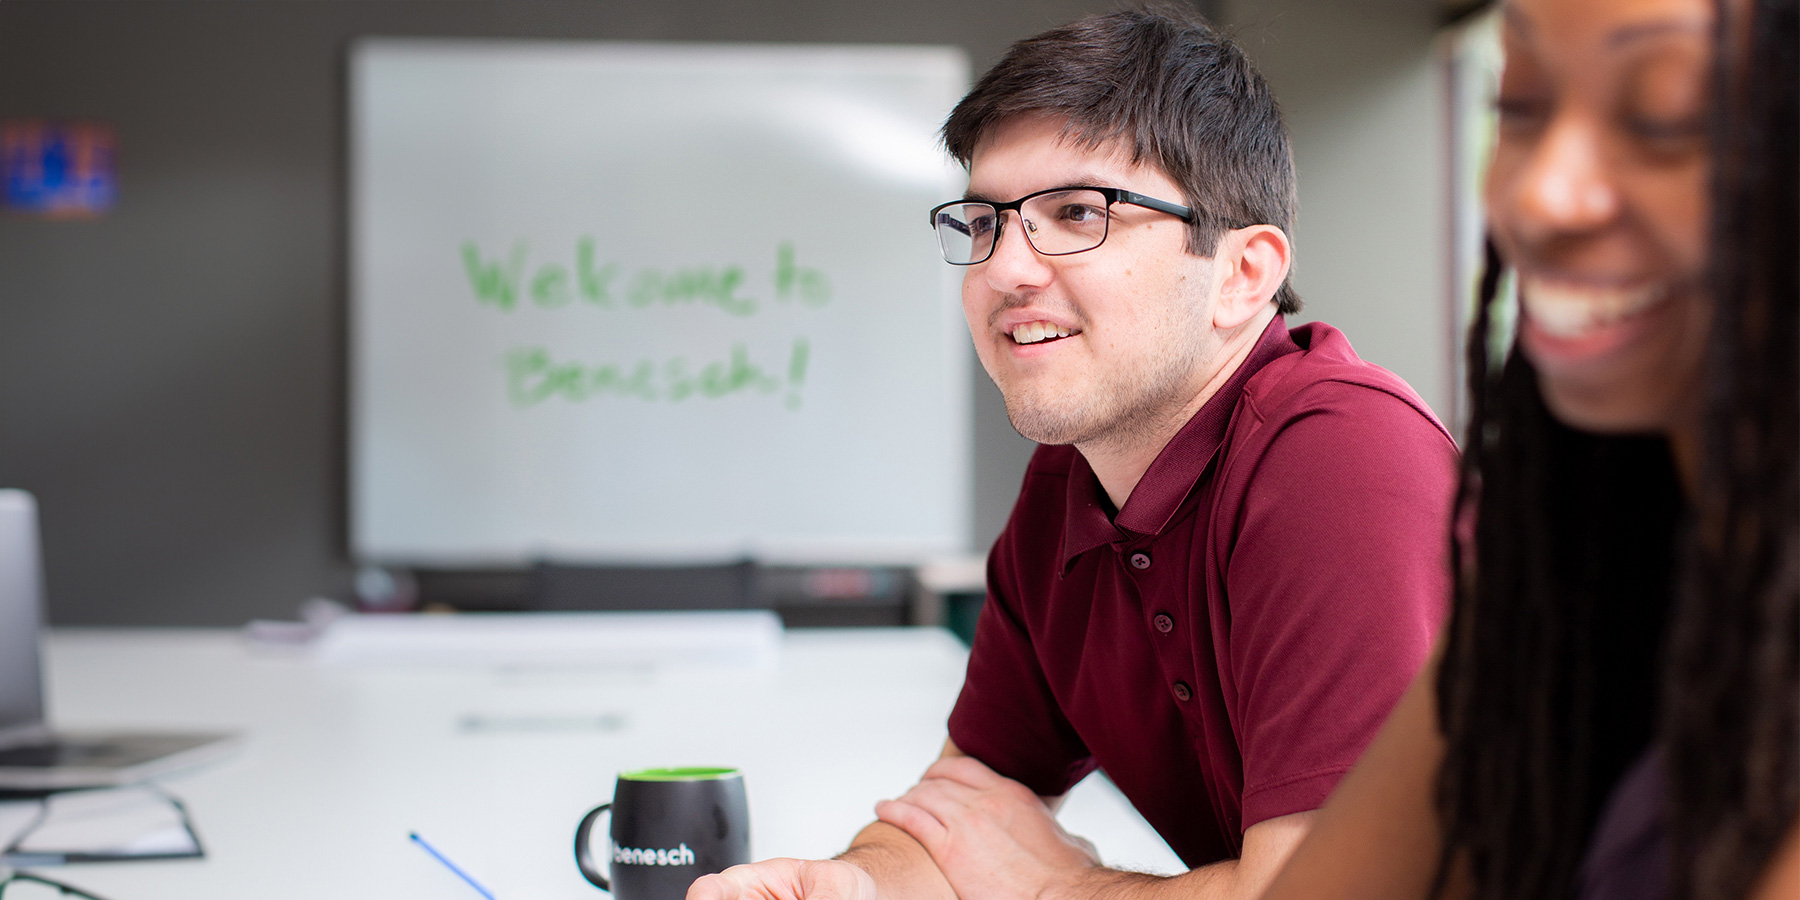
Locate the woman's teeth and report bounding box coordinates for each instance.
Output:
[1520,277,1669,338]
[1011,322,1073,344]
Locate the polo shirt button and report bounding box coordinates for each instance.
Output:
[1129,552,1152,570]
[1172,680,1193,702]
[1153,613,1174,634]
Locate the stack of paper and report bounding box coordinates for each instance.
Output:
[0,786,201,865]
[309,609,783,669]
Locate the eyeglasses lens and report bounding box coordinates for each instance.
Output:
[933,203,993,265]
[933,190,1111,264]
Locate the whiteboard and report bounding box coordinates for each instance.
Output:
[349,40,972,566]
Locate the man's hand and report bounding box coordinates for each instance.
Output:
[685,858,877,900]
[873,754,1101,900]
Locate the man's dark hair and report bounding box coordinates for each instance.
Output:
[941,2,1301,315]
[1433,2,1798,899]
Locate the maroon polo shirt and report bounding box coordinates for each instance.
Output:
[947,316,1457,869]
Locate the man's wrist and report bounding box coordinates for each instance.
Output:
[1047,865,1168,900]
[835,822,957,900]
[833,843,882,875]
[838,821,920,872]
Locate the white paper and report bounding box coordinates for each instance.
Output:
[4,787,198,860]
[0,799,42,851]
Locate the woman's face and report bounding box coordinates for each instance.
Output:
[1486,0,1715,434]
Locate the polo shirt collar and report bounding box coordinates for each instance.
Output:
[1058,315,1299,571]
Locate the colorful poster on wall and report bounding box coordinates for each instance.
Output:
[1,120,117,218]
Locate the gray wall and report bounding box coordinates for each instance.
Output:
[0,0,1449,627]
[1223,0,1453,421]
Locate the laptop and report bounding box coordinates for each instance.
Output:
[0,489,237,791]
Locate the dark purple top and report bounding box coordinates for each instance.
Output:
[947,317,1459,868]
[1579,747,1669,900]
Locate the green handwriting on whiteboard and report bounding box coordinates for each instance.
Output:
[505,337,811,411]
[462,239,830,314]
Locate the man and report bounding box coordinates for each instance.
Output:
[691,6,1456,900]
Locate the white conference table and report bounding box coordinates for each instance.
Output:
[36,626,1182,899]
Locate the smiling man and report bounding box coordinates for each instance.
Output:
[689,7,1457,900]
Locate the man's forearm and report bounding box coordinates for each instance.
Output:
[1054,860,1237,900]
[841,840,1253,900]
[1058,809,1313,900]
[838,821,959,900]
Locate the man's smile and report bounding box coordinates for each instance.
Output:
[991,306,1085,353]
[1010,321,1080,345]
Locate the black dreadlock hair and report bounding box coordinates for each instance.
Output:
[1666,0,1799,896]
[1433,1,1799,898]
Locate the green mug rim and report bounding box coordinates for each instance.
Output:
[620,766,741,782]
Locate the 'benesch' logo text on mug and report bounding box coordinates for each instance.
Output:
[613,843,697,867]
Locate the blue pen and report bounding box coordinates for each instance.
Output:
[410,831,498,900]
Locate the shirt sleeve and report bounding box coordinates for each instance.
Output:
[946,512,1096,798]
[1224,382,1456,829]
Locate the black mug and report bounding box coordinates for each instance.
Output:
[575,767,751,899]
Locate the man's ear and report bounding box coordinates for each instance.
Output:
[1211,225,1292,330]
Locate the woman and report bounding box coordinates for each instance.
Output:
[1261,0,1796,898]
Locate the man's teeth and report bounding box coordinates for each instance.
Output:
[1011,322,1073,344]
[1520,278,1669,338]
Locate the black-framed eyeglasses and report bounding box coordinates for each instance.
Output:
[0,870,115,900]
[928,186,1194,266]
[0,783,203,900]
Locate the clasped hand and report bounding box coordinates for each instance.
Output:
[685,756,1099,900]
[687,856,879,900]
[874,755,1101,900]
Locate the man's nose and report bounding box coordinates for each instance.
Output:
[980,210,1054,293]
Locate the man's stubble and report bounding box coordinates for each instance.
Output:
[996,273,1218,454]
